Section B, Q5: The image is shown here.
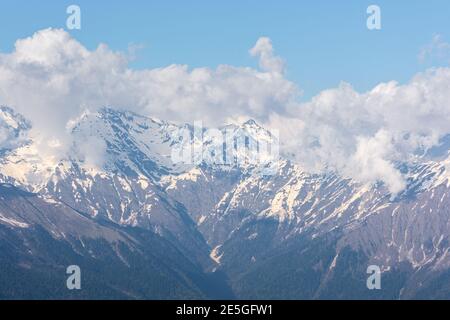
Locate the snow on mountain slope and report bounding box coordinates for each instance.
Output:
[0,106,278,187]
[0,106,30,152]
[0,183,229,299]
[165,150,450,274]
[1,105,450,296]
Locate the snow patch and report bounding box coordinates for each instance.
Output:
[210,245,223,264]
[0,214,29,228]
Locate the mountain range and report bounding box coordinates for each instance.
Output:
[0,105,449,299]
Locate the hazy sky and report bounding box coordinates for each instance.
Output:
[1,0,449,99]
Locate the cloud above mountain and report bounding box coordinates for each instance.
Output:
[0,28,298,160]
[1,28,450,193]
[249,37,285,74]
[272,68,450,193]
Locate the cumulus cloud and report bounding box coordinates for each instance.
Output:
[0,30,296,160]
[249,37,285,74]
[271,68,450,193]
[1,28,450,194]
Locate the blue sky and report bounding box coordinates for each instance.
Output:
[1,0,449,99]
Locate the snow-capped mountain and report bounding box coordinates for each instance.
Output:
[0,105,449,299]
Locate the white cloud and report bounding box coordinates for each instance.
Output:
[0,29,297,160]
[1,28,450,194]
[419,34,450,64]
[271,68,450,193]
[249,37,285,74]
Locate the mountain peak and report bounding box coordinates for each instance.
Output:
[242,119,260,127]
